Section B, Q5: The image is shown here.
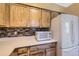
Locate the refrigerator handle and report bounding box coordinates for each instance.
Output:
[71,21,74,44]
[72,21,75,44]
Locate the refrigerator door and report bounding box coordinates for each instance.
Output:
[62,47,78,56]
[61,14,75,48]
[76,46,79,56]
[72,16,79,46]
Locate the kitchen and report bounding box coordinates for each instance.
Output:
[0,3,79,56]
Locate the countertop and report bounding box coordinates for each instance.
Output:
[0,36,57,56]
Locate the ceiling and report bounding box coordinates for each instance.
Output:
[63,3,79,16]
[55,3,79,16]
[56,3,72,7]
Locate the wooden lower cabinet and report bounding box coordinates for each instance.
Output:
[46,48,56,56]
[10,43,56,56]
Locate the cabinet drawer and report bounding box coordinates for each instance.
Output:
[17,48,28,54]
[46,48,56,56]
[29,49,45,56]
[30,43,56,51]
[18,53,28,56]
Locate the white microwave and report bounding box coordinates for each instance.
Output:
[35,31,52,41]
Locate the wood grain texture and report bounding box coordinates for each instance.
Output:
[0,4,6,26]
[46,48,56,56]
[41,9,51,27]
[29,7,41,27]
[10,4,30,27]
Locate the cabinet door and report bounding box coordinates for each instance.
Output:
[30,7,41,27]
[17,48,28,54]
[46,48,56,56]
[10,4,30,27]
[41,10,50,27]
[0,4,6,26]
[10,48,18,56]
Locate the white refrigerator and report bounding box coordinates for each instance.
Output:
[51,14,79,56]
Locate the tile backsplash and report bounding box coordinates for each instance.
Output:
[0,27,49,38]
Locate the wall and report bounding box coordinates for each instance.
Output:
[0,27,49,38]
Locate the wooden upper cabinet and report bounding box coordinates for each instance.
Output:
[10,4,30,27]
[41,10,51,28]
[0,4,6,26]
[29,7,41,27]
[0,4,59,28]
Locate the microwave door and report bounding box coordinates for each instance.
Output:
[36,31,51,41]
